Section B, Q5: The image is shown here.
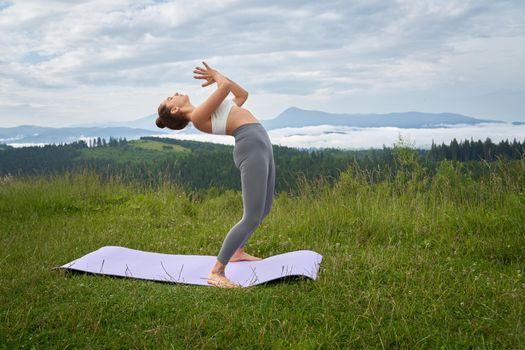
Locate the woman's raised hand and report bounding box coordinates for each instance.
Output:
[193,61,218,88]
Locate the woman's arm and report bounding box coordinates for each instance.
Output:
[226,77,248,107]
[191,63,231,125]
[194,62,248,107]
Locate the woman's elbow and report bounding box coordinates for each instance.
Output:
[237,94,248,107]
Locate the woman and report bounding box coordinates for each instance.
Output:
[156,62,275,288]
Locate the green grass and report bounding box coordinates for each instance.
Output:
[0,160,524,349]
[76,139,190,163]
[128,139,189,153]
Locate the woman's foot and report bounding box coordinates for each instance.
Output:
[207,272,241,288]
[229,251,263,262]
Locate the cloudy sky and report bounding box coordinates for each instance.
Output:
[1,0,524,128]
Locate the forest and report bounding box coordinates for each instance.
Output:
[0,136,524,195]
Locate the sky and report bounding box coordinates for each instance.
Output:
[0,0,524,128]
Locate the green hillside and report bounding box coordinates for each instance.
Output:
[76,139,191,163]
[128,139,189,152]
[2,136,523,198]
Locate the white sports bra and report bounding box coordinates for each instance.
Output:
[211,99,235,135]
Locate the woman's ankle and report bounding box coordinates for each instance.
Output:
[211,260,226,274]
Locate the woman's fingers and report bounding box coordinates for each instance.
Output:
[197,62,215,87]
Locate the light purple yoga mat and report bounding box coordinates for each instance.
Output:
[56,246,323,288]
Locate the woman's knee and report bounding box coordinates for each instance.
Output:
[240,214,261,230]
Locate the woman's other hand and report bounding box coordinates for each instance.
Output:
[194,61,227,87]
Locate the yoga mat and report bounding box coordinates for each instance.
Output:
[55,246,323,288]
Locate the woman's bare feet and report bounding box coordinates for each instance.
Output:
[207,272,241,288]
[208,259,240,288]
[229,251,263,262]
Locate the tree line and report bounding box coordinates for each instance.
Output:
[428,137,524,162]
[0,136,523,195]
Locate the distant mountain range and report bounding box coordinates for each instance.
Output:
[260,107,503,129]
[70,114,160,131]
[95,107,504,131]
[0,125,168,145]
[0,107,512,145]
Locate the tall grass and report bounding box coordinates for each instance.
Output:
[1,151,524,349]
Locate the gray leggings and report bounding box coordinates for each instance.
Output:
[216,123,275,265]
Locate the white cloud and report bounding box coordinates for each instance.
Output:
[157,123,525,150]
[0,0,524,128]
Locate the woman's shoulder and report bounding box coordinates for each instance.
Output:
[192,118,212,133]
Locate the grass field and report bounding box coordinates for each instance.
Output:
[0,157,524,349]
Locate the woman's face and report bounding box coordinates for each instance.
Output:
[164,92,189,110]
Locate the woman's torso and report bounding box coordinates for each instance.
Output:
[194,101,260,136]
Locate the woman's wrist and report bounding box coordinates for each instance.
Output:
[217,80,231,90]
[215,73,229,87]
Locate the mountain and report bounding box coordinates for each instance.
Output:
[70,108,504,133]
[71,114,159,131]
[0,125,168,145]
[259,107,503,130]
[0,107,508,146]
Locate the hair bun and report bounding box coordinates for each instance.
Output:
[155,117,165,129]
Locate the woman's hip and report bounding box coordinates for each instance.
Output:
[233,124,272,154]
[233,137,273,169]
[233,123,271,144]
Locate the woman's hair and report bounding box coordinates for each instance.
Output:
[156,103,190,130]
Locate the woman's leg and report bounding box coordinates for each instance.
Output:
[216,154,270,265]
[238,154,275,249]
